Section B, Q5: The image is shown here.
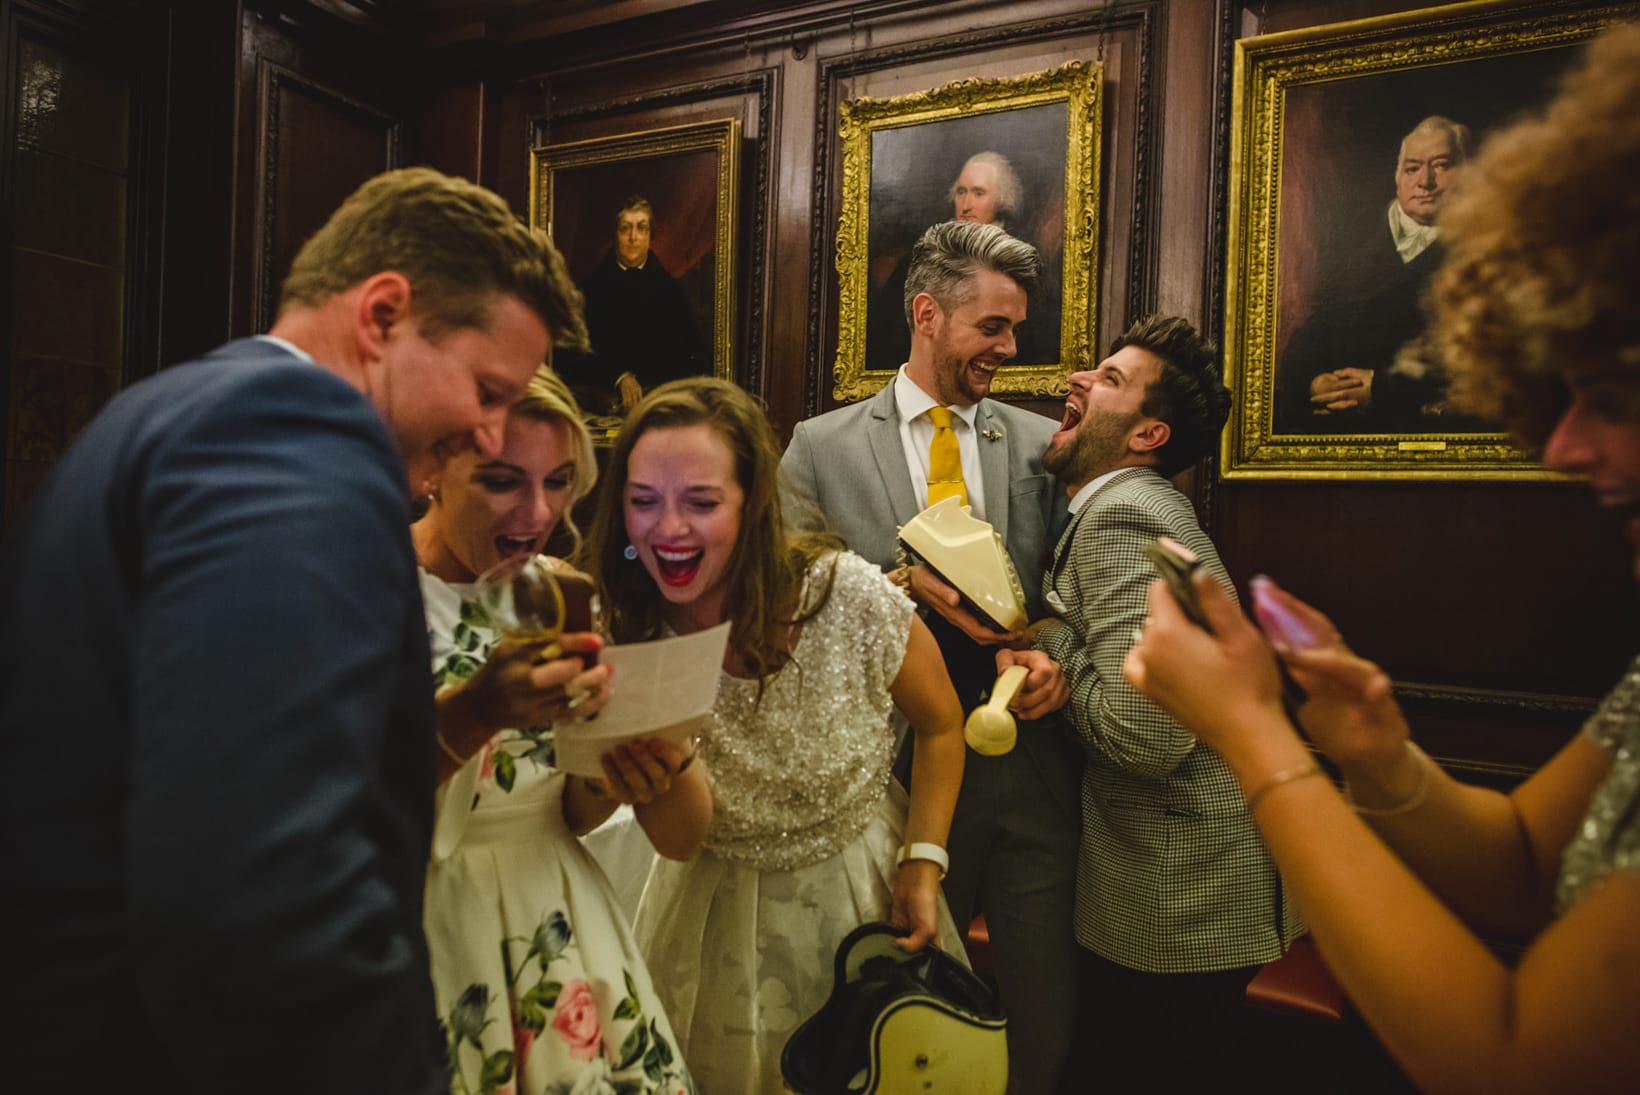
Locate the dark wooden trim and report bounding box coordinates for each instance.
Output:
[1392,680,1599,717]
[1192,0,1245,533]
[253,61,401,329]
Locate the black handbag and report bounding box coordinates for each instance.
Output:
[781,922,1008,1095]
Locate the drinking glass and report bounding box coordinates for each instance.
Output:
[474,554,604,663]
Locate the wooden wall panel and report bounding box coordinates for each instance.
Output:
[1206,0,1639,785]
[231,1,405,337]
[454,0,1640,789]
[16,0,1620,788]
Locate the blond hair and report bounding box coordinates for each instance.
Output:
[515,367,597,555]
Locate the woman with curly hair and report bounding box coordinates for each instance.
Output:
[584,377,968,1094]
[1121,23,1640,1093]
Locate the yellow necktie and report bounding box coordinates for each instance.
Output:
[926,406,968,507]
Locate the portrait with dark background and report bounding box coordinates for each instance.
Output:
[550,146,718,363]
[862,101,1069,373]
[1272,44,1582,436]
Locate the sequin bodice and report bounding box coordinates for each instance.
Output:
[700,551,913,871]
[1556,654,1640,915]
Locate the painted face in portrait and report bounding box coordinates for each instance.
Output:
[1043,345,1166,488]
[623,423,746,632]
[1543,370,1640,579]
[377,292,550,494]
[950,159,1002,225]
[617,208,652,268]
[1395,129,1462,227]
[420,412,580,583]
[920,267,1028,406]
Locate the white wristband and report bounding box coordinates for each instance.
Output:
[895,841,949,879]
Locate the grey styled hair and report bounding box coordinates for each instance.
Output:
[1395,116,1473,176]
[947,150,1025,226]
[902,220,1042,330]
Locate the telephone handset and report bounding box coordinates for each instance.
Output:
[896,496,1028,633]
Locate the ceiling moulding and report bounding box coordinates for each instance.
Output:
[501,0,931,62]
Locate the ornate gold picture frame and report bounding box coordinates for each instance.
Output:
[530,118,740,423]
[832,60,1102,404]
[1222,0,1626,480]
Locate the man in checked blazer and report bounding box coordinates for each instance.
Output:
[1032,315,1303,1092]
[782,220,1080,1093]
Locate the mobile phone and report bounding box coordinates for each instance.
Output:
[1248,575,1314,710]
[1250,576,1322,651]
[1142,536,1213,632]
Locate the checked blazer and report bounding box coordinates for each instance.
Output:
[1035,466,1303,973]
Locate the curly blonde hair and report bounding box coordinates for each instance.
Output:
[1432,23,1640,447]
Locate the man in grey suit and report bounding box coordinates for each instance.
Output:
[782,219,1080,1092]
[1034,315,1302,1092]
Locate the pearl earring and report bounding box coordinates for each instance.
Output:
[623,544,638,561]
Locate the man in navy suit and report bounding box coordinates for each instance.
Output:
[783,220,1078,1092]
[0,168,586,1093]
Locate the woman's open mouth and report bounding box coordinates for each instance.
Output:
[494,534,538,559]
[654,545,704,587]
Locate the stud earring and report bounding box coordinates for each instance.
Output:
[623,544,638,561]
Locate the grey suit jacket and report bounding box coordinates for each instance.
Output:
[781,383,1059,617]
[1035,466,1303,972]
[780,383,1073,801]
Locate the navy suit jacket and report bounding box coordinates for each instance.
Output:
[0,339,445,1092]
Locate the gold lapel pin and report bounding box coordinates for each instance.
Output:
[981,429,1003,441]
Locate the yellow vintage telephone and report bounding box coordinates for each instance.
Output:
[898,499,1033,755]
[896,496,1028,633]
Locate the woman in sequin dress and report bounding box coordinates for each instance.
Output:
[583,377,969,1094]
[1122,26,1640,1092]
[414,368,708,1095]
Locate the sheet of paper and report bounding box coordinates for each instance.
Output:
[552,620,729,777]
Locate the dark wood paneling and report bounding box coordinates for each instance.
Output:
[0,0,169,531]
[7,0,1624,786]
[158,2,241,367]
[232,0,406,337]
[1204,0,1639,773]
[253,63,401,328]
[465,0,1640,787]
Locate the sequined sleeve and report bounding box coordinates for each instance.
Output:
[1554,655,1640,915]
[820,551,915,698]
[1579,654,1640,752]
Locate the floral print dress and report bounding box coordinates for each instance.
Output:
[421,571,694,1095]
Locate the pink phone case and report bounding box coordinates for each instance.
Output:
[1250,576,1321,651]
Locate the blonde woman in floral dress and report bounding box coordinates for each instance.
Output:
[414,369,709,1095]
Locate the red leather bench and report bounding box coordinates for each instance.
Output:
[1245,936,1347,1022]
[966,914,993,979]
